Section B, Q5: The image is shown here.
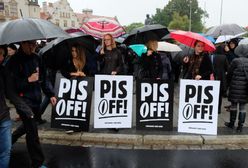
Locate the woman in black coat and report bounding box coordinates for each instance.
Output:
[139,40,163,79]
[225,44,248,132]
[61,43,88,79]
[183,40,213,80]
[98,34,123,75]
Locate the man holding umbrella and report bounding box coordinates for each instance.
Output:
[5,40,56,168]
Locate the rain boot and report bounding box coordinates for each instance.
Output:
[237,112,246,132]
[224,110,237,129]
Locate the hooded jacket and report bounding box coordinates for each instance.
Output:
[227,44,248,103]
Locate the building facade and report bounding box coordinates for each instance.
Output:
[40,0,79,29]
[0,0,40,22]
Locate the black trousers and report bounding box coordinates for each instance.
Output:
[12,109,44,168]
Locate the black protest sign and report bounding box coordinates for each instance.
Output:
[51,76,93,131]
[136,79,173,131]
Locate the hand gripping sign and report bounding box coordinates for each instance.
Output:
[51,73,93,131]
[94,75,133,128]
[178,79,220,135]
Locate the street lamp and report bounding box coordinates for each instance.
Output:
[220,0,223,24]
[189,0,192,31]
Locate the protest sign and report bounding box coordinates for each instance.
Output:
[94,75,133,128]
[51,74,93,131]
[136,79,173,130]
[178,79,220,135]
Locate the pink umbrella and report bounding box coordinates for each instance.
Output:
[170,30,216,52]
[80,17,125,38]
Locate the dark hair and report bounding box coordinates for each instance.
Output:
[193,40,204,47]
[7,43,17,51]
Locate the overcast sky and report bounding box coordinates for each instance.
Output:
[39,0,248,28]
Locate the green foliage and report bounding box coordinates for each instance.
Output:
[124,22,144,33]
[152,0,208,32]
[168,12,189,30]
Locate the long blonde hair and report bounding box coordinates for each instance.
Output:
[72,43,86,71]
[102,33,116,50]
[146,40,158,52]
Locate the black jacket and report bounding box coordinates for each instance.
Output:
[183,52,213,80]
[6,49,54,108]
[98,48,123,75]
[212,46,229,93]
[0,65,10,122]
[61,57,89,79]
[139,51,163,79]
[227,57,248,103]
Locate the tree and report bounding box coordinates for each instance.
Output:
[152,0,208,32]
[124,22,144,33]
[168,12,189,31]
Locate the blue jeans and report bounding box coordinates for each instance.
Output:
[0,119,12,168]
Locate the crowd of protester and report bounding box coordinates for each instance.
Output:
[0,29,248,167]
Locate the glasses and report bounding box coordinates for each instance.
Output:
[104,38,111,41]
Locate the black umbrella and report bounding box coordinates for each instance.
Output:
[171,44,194,62]
[123,24,169,45]
[0,18,69,45]
[39,34,99,70]
[206,23,246,38]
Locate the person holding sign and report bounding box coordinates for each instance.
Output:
[98,33,124,75]
[225,44,248,132]
[61,43,88,78]
[139,40,163,79]
[182,40,213,80]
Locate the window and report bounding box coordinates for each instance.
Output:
[71,21,75,27]
[64,20,67,27]
[55,19,59,26]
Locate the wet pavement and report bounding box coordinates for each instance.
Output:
[10,143,248,168]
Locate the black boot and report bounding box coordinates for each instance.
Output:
[224,110,237,129]
[237,112,246,132]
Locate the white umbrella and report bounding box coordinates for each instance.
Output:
[215,32,247,44]
[215,35,234,44]
[157,41,182,52]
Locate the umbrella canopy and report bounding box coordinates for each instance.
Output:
[0,18,69,45]
[206,23,246,38]
[198,33,215,43]
[215,35,234,44]
[239,38,248,45]
[215,32,247,44]
[157,41,182,52]
[170,30,216,52]
[171,44,194,62]
[234,44,248,58]
[80,17,125,38]
[39,34,99,70]
[64,28,82,34]
[128,44,147,57]
[123,24,169,45]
